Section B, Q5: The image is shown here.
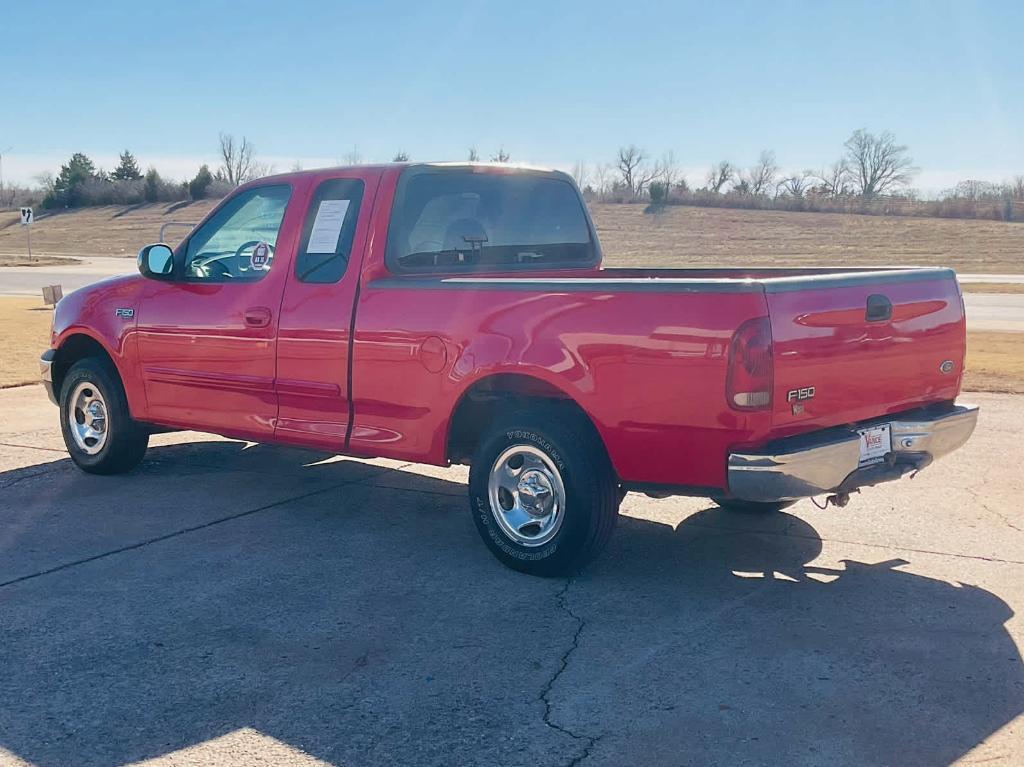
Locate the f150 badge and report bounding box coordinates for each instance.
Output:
[115,308,135,318]
[787,386,815,414]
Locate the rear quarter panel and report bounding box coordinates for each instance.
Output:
[350,283,771,488]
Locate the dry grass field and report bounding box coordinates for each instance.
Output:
[0,201,218,257]
[594,204,1024,273]
[0,297,53,388]
[2,201,1024,273]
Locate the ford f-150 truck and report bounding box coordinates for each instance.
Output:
[41,163,978,575]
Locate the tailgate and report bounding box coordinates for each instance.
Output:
[764,269,966,432]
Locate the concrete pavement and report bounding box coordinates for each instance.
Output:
[0,256,132,297]
[0,384,1022,766]
[962,293,1024,332]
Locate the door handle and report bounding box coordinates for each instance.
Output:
[244,307,272,328]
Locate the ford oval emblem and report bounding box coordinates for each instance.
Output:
[940,360,955,374]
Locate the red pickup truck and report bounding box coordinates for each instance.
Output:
[41,163,978,575]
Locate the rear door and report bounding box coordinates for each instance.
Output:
[274,172,378,449]
[766,271,966,432]
[136,183,298,438]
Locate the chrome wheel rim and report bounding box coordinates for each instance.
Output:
[487,444,566,547]
[68,381,109,455]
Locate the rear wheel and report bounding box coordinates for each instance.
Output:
[468,408,619,576]
[60,357,149,474]
[712,498,796,514]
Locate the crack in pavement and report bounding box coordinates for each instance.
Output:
[0,466,62,491]
[539,578,602,767]
[965,484,1023,535]
[0,462,413,590]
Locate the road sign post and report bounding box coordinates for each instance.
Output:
[20,206,33,262]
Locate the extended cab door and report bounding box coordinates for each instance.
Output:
[136,183,299,439]
[274,172,378,449]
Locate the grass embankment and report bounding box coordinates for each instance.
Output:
[1,296,1020,393]
[0,297,53,388]
[2,201,1024,274]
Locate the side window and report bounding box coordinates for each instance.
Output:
[295,179,365,283]
[387,171,595,273]
[183,185,291,282]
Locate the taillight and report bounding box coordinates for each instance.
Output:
[726,317,773,411]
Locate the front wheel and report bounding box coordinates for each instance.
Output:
[60,357,149,474]
[468,408,620,576]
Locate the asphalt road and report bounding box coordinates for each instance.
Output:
[2,259,1022,332]
[1,384,1022,766]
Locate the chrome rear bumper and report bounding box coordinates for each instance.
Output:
[727,403,979,502]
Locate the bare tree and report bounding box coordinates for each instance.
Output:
[1008,176,1024,201]
[571,161,589,190]
[468,147,480,162]
[706,161,735,194]
[343,147,363,166]
[844,129,916,197]
[616,145,645,198]
[776,172,813,198]
[657,150,682,198]
[745,150,779,196]
[591,163,612,199]
[392,151,409,162]
[810,160,852,197]
[491,147,511,163]
[218,133,257,187]
[617,145,662,199]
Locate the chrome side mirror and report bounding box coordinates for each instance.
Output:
[138,243,175,280]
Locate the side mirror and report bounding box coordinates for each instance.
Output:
[138,243,175,280]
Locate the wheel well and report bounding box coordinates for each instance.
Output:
[447,374,609,466]
[52,335,116,398]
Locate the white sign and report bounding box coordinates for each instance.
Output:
[306,199,350,254]
[20,207,33,225]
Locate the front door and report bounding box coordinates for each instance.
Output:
[136,183,298,439]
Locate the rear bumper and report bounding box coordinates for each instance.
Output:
[727,402,979,502]
[40,349,57,405]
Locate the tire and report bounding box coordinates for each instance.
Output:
[712,498,796,514]
[468,407,619,576]
[60,357,149,475]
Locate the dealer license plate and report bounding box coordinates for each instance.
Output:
[857,424,891,466]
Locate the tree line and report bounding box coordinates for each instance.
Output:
[4,129,1022,223]
[574,128,1024,221]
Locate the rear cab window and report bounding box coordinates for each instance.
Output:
[386,168,597,273]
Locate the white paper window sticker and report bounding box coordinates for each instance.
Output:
[306,199,351,254]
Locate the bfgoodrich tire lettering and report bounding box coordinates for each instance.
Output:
[468,408,619,576]
[60,357,149,475]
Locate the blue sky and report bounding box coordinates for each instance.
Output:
[2,0,1022,192]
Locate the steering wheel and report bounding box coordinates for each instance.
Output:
[235,240,276,273]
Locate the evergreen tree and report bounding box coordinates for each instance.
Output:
[189,164,214,200]
[111,150,143,181]
[144,167,161,202]
[52,152,97,206]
